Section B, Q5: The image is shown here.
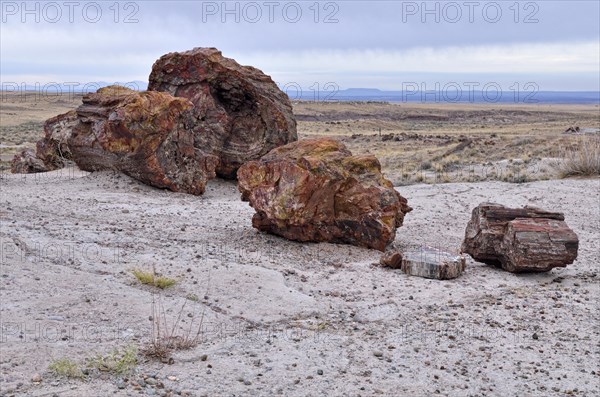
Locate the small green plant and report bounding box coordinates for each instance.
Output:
[186,293,199,302]
[48,358,83,379]
[132,268,176,289]
[88,345,138,376]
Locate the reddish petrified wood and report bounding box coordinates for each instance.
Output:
[36,110,78,170]
[68,86,219,195]
[462,203,578,272]
[11,148,47,173]
[237,138,412,251]
[148,47,297,179]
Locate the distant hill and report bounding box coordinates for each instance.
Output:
[293,88,600,104]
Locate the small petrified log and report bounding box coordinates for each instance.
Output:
[400,248,466,280]
[11,148,48,173]
[462,203,578,272]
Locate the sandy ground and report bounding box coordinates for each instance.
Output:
[1,168,598,397]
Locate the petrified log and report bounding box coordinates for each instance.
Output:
[501,218,579,272]
[148,47,297,179]
[237,138,412,251]
[11,148,48,173]
[68,85,219,195]
[36,110,78,170]
[462,203,578,272]
[401,248,466,280]
[11,110,77,174]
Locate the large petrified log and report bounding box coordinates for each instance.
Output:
[68,85,219,195]
[148,47,297,179]
[237,138,412,251]
[462,203,578,272]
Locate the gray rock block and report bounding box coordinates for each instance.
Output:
[401,248,466,280]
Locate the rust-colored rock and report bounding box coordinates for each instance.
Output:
[36,110,78,170]
[11,148,48,173]
[11,110,77,174]
[462,203,579,272]
[380,249,403,269]
[237,139,412,251]
[501,218,579,272]
[68,85,218,195]
[148,47,297,179]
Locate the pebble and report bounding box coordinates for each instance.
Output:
[244,380,252,385]
[146,377,157,385]
[373,351,384,358]
[31,373,42,383]
[116,379,126,389]
[317,369,324,375]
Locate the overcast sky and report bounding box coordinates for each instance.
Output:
[1,1,599,91]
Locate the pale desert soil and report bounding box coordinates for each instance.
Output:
[0,168,598,397]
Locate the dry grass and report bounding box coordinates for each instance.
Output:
[142,294,207,363]
[48,358,83,379]
[554,137,600,177]
[87,345,138,375]
[294,101,599,184]
[132,268,177,289]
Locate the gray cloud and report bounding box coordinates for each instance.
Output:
[1,1,599,90]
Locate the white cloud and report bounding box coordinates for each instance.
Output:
[2,20,598,91]
[237,41,600,75]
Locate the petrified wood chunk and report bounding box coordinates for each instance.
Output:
[401,248,466,280]
[148,47,297,179]
[462,203,578,272]
[68,85,218,195]
[237,138,412,251]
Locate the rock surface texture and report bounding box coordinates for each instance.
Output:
[10,148,48,173]
[68,86,218,195]
[11,110,78,173]
[237,138,412,251]
[401,248,466,280]
[379,249,403,269]
[148,47,297,179]
[462,203,579,272]
[36,110,78,170]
